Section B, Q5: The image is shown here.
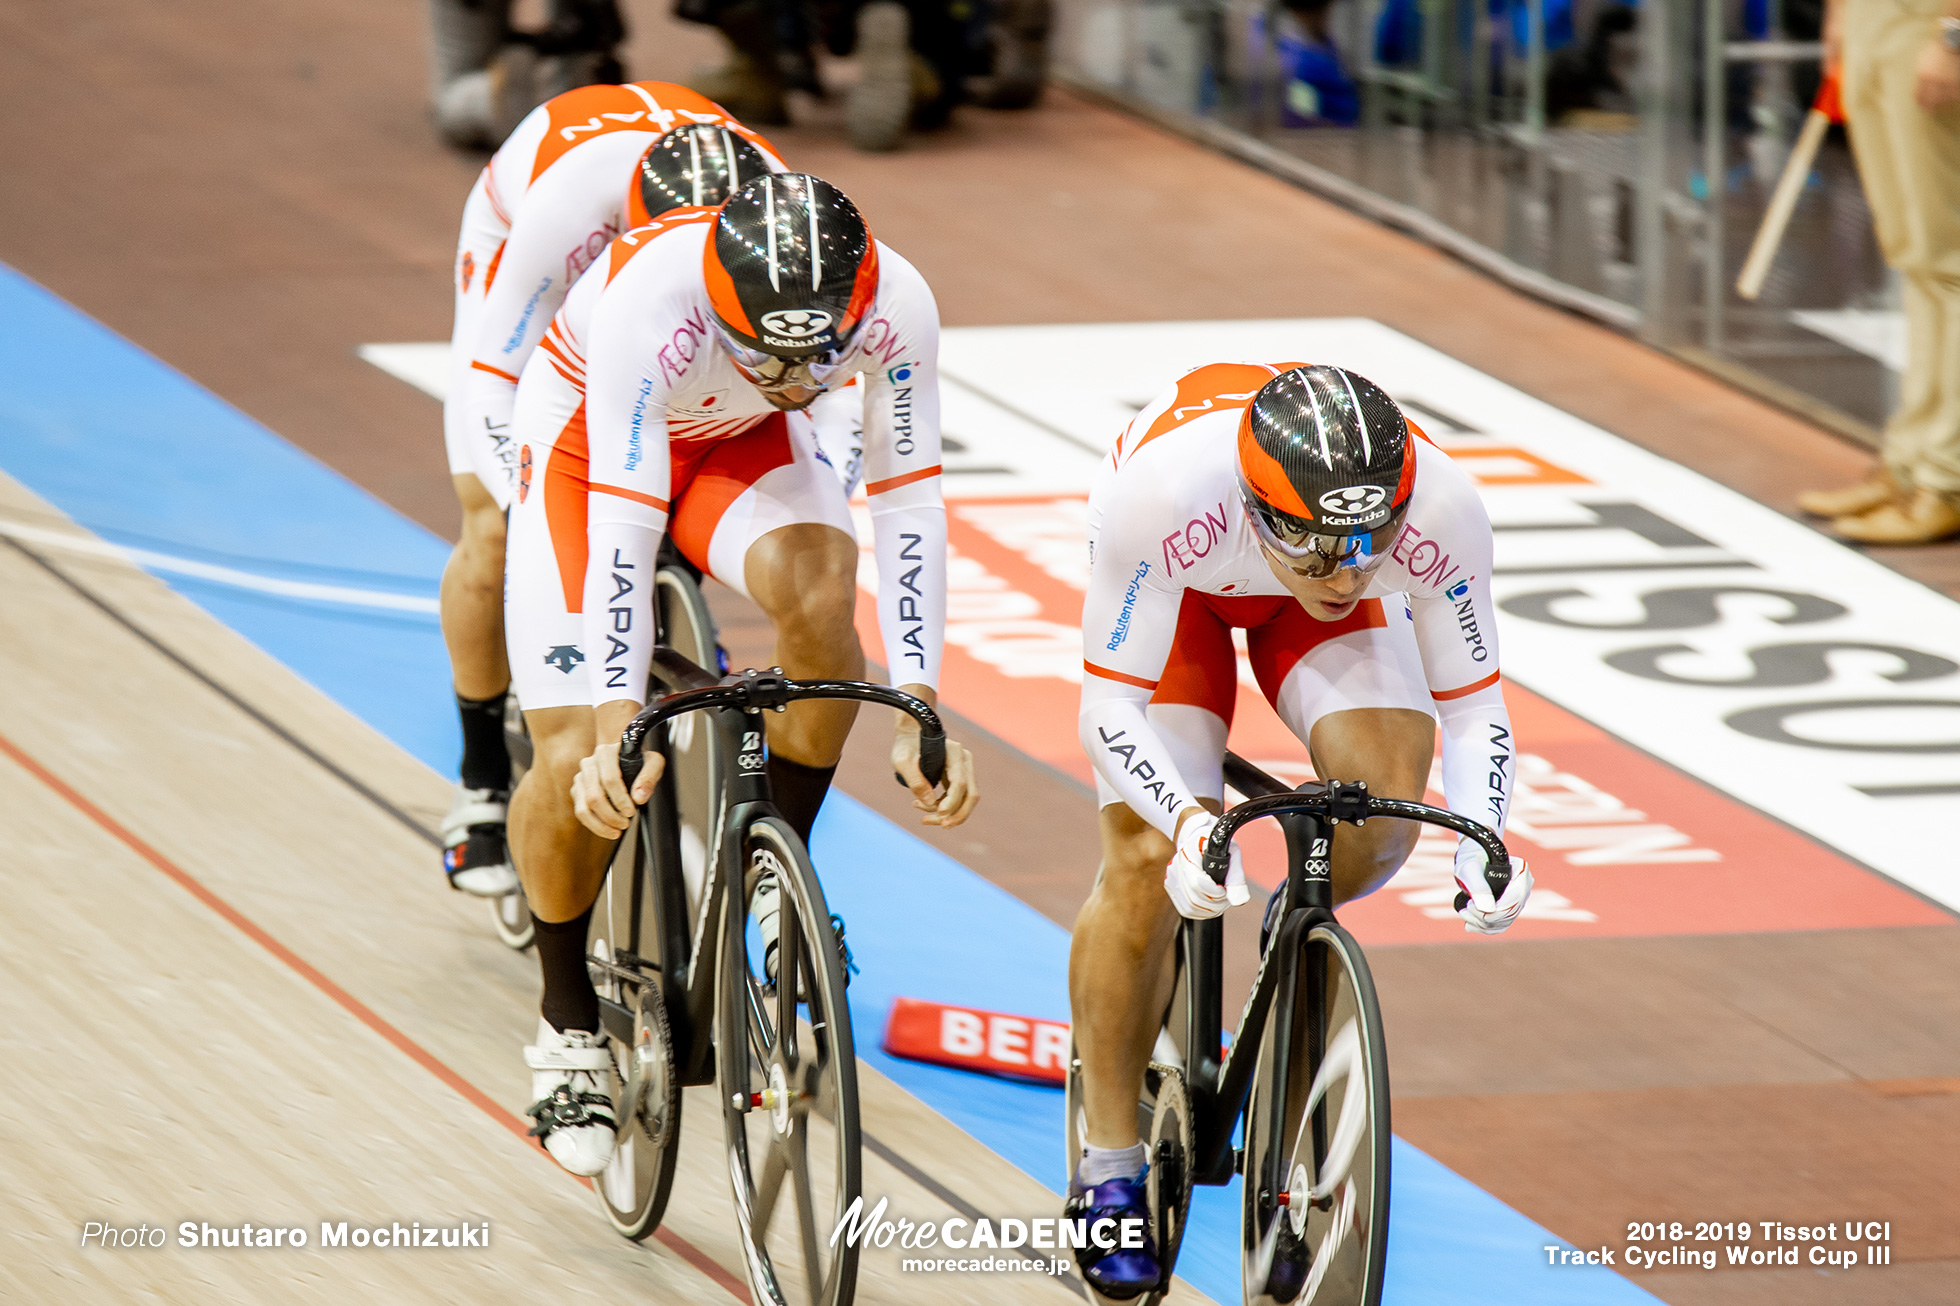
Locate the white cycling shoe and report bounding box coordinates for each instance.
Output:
[523,1018,618,1177]
[441,786,520,897]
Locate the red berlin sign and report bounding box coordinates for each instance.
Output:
[882,997,1071,1085]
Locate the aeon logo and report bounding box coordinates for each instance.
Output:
[1319,485,1387,515]
[759,308,834,339]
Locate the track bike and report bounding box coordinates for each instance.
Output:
[1065,752,1512,1306]
[568,555,947,1306]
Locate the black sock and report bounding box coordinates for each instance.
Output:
[456,691,511,794]
[532,907,599,1033]
[767,754,837,847]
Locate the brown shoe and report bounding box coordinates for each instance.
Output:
[1796,468,1901,519]
[1831,489,1960,545]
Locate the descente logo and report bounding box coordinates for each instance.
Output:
[831,1197,1146,1254]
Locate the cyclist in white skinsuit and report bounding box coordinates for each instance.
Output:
[1064,362,1533,1298]
[436,84,859,899]
[505,174,979,1177]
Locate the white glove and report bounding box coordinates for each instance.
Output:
[1166,812,1251,920]
[1453,842,1532,935]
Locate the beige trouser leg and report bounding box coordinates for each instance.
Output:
[1841,0,1960,492]
[1889,275,1960,493]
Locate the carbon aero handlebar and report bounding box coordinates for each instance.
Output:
[617,666,947,789]
[1200,779,1513,901]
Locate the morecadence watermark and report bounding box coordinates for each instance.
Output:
[830,1195,1143,1273]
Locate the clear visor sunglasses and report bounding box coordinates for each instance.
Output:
[714,322,856,393]
[1244,497,1396,581]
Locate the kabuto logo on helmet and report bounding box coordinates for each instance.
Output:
[707,174,879,360]
[1319,485,1388,515]
[760,309,835,341]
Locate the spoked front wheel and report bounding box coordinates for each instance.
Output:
[1242,920,1391,1306]
[718,818,860,1306]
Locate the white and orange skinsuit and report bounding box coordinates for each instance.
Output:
[502,210,947,713]
[444,80,787,506]
[1079,363,1515,847]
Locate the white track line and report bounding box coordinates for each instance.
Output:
[0,519,439,614]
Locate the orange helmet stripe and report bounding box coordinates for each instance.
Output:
[840,238,880,337]
[701,226,754,336]
[1237,405,1315,519]
[1392,428,1418,507]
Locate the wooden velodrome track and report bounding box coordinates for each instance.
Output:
[3,0,1960,1302]
[0,468,1106,1305]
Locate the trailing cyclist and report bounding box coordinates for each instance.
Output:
[502,172,979,1175]
[438,85,860,903]
[1067,362,1532,1297]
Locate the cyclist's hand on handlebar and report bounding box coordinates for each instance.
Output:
[571,740,664,838]
[1166,809,1250,920]
[1453,843,1532,935]
[892,727,980,829]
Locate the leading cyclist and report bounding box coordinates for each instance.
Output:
[1066,362,1532,1296]
[503,173,979,1175]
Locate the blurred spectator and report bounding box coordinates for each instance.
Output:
[427,0,626,149]
[1544,2,1637,122]
[1801,0,1960,542]
[1263,0,1359,126]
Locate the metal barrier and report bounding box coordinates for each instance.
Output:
[1056,0,1894,441]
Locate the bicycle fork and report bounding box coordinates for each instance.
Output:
[1186,807,1337,1187]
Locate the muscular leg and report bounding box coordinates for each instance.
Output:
[1069,798,1218,1151]
[1307,707,1436,904]
[742,522,865,767]
[441,472,511,702]
[509,705,617,921]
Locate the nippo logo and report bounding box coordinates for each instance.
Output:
[1319,484,1388,515]
[758,308,834,340]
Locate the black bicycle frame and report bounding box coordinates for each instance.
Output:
[1178,757,1513,1186]
[596,655,950,1085]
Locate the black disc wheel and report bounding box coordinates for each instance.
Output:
[494,691,536,950]
[1062,1040,1190,1305]
[718,819,860,1306]
[588,822,683,1240]
[1242,920,1391,1306]
[490,884,535,950]
[1146,1064,1193,1288]
[654,564,724,937]
[594,973,682,1238]
[585,557,718,1239]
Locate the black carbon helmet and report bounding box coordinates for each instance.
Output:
[1237,365,1416,575]
[703,173,879,360]
[636,124,772,221]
